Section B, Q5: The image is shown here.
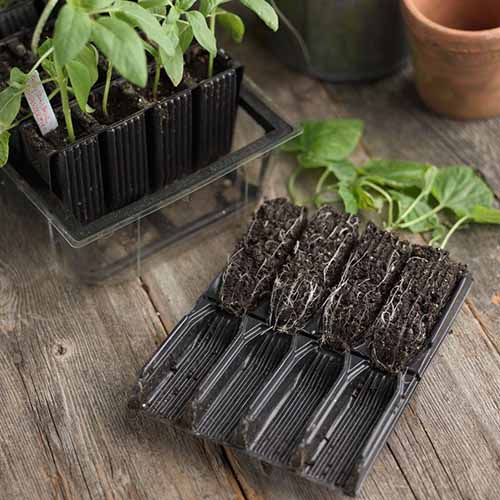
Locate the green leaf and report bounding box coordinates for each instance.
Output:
[91,16,148,87]
[185,10,217,55]
[391,190,440,233]
[0,130,10,167]
[178,23,193,53]
[38,39,57,79]
[115,0,176,56]
[161,43,184,86]
[470,205,500,224]
[72,0,116,10]
[239,0,278,31]
[328,161,357,183]
[138,0,167,9]
[0,87,21,132]
[54,5,92,66]
[354,185,379,210]
[360,159,430,188]
[66,45,99,111]
[199,0,230,16]
[338,182,358,214]
[217,8,245,43]
[432,166,493,217]
[177,0,196,10]
[300,119,363,162]
[281,133,304,153]
[9,68,29,90]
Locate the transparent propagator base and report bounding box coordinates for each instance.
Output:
[2,79,299,284]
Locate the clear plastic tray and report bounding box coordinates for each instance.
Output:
[2,79,299,283]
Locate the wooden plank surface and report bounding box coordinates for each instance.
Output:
[1,31,499,500]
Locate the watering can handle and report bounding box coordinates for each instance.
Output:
[270,0,312,70]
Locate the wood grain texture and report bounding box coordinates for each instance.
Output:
[1,31,500,500]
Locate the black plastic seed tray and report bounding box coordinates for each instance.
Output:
[132,260,472,496]
[0,0,38,39]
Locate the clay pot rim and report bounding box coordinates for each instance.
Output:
[402,0,500,45]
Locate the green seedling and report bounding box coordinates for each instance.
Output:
[199,0,279,78]
[285,118,500,248]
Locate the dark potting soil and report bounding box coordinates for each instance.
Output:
[185,45,232,82]
[92,84,148,125]
[321,222,411,351]
[135,70,181,102]
[219,198,307,316]
[369,245,466,373]
[0,37,36,81]
[25,108,98,153]
[269,206,359,334]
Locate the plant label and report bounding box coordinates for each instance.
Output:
[24,70,58,136]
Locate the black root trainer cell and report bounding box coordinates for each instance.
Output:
[321,222,410,350]
[370,246,467,373]
[270,206,359,334]
[219,198,307,315]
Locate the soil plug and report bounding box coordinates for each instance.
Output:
[270,206,359,334]
[321,222,410,351]
[370,246,466,373]
[219,198,307,315]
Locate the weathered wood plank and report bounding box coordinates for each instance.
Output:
[0,179,244,500]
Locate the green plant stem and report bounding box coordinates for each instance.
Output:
[439,216,470,249]
[315,169,331,194]
[207,14,216,79]
[362,180,394,227]
[287,166,303,204]
[397,204,443,229]
[54,59,75,143]
[102,63,113,117]
[152,60,161,101]
[31,0,58,53]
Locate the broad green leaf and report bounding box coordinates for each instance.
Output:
[115,0,176,56]
[391,190,439,233]
[178,23,193,53]
[431,166,493,217]
[54,5,92,66]
[300,119,363,162]
[185,10,217,55]
[0,87,21,132]
[239,0,278,31]
[470,205,500,224]
[66,45,99,111]
[217,9,245,43]
[338,182,358,214]
[360,159,430,188]
[430,223,448,246]
[0,130,10,167]
[91,16,148,87]
[161,43,184,86]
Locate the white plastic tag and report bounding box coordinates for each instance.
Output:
[24,70,58,136]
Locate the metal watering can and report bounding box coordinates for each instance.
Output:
[264,0,408,82]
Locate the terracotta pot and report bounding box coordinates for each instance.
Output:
[402,0,500,119]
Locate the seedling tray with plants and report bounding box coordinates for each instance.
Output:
[2,80,299,282]
[131,198,473,496]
